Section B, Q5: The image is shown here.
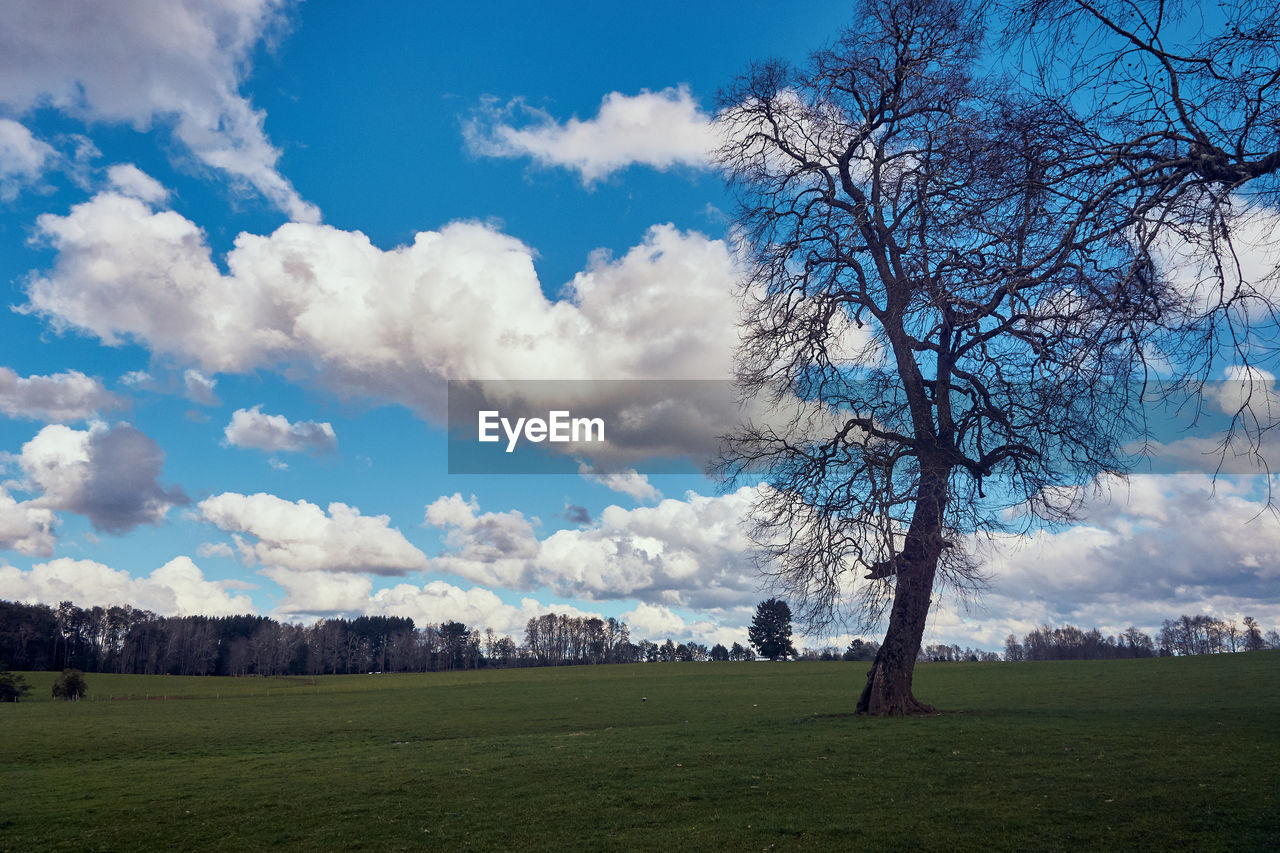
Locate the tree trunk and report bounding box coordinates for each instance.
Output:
[856,549,940,715]
[856,462,950,716]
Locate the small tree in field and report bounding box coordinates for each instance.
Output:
[1243,617,1266,652]
[52,669,87,701]
[0,670,33,702]
[749,599,798,660]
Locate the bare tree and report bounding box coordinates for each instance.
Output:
[1243,615,1266,651]
[715,0,1280,714]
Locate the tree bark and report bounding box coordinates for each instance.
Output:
[856,551,940,715]
[856,463,950,716]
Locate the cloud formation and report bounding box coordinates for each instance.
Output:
[0,555,253,616]
[183,369,220,406]
[0,486,57,556]
[578,462,662,503]
[106,163,169,203]
[464,86,718,184]
[424,487,762,609]
[0,367,123,421]
[0,0,317,221]
[263,569,602,635]
[621,601,689,639]
[17,422,187,533]
[0,118,55,199]
[198,491,428,575]
[22,187,738,418]
[954,473,1280,647]
[224,406,337,455]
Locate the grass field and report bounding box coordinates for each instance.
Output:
[3,653,1278,851]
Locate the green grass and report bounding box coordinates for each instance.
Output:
[3,654,1277,851]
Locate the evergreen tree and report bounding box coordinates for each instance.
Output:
[748,599,797,661]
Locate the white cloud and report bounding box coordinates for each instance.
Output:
[949,473,1280,647]
[464,86,718,184]
[0,118,55,199]
[0,367,123,421]
[367,583,595,636]
[198,491,428,575]
[1211,364,1280,422]
[196,541,235,559]
[0,0,317,221]
[578,462,662,502]
[22,190,738,418]
[412,475,1280,650]
[423,494,541,588]
[183,369,220,406]
[263,568,598,635]
[621,601,688,639]
[1154,199,1280,318]
[260,566,376,617]
[0,485,57,556]
[0,555,254,616]
[223,406,337,455]
[260,560,740,642]
[424,486,763,609]
[17,422,187,533]
[106,163,169,203]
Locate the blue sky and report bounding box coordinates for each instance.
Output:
[2,0,1278,650]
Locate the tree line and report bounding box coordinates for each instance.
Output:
[1004,615,1277,662]
[0,599,770,677]
[4,599,1273,676]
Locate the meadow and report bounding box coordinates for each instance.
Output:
[3,653,1277,851]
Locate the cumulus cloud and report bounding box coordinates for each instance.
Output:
[0,486,57,556]
[0,0,317,221]
[0,367,123,421]
[263,568,599,634]
[412,476,1280,650]
[957,473,1280,646]
[183,369,220,406]
[106,163,169,203]
[21,189,738,418]
[464,86,718,184]
[562,504,592,525]
[17,422,187,533]
[199,491,428,575]
[424,487,762,609]
[578,462,661,502]
[224,406,337,455]
[621,601,688,639]
[261,563,740,643]
[423,493,541,588]
[1153,199,1280,318]
[1211,365,1280,421]
[259,566,377,617]
[196,541,235,559]
[0,118,55,199]
[0,555,253,616]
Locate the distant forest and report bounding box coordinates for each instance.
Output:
[1003,615,1278,662]
[0,600,760,676]
[1,599,1274,677]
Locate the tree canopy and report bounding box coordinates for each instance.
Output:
[0,671,32,703]
[51,669,87,702]
[749,598,798,660]
[716,0,1280,714]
